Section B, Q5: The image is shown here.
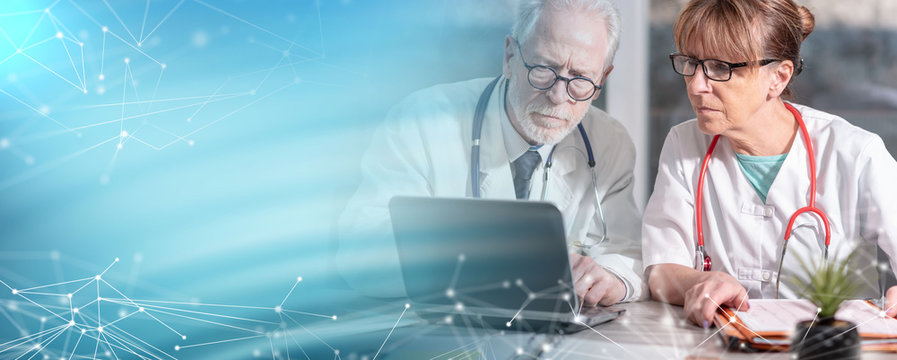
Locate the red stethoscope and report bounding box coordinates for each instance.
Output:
[694,103,832,296]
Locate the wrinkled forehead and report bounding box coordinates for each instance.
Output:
[525,7,609,72]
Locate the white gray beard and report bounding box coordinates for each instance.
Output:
[514,99,580,145]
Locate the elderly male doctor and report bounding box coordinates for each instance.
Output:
[338,0,645,306]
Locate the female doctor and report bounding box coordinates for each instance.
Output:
[642,0,897,326]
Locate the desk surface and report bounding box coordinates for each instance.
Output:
[380,301,896,359]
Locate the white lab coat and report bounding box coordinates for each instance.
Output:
[643,103,897,299]
[338,77,645,301]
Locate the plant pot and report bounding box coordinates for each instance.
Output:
[791,318,860,360]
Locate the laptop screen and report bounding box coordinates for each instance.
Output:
[389,196,577,315]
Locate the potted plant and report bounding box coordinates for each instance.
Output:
[790,254,861,360]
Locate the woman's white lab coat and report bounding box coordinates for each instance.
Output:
[642,103,897,299]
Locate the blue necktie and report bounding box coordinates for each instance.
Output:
[513,150,542,199]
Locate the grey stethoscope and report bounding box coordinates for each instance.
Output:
[469,76,608,252]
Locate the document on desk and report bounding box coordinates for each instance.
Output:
[734,299,897,337]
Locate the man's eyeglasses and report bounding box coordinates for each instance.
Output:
[669,54,780,82]
[516,40,601,101]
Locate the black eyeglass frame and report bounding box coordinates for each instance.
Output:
[669,53,781,82]
[515,39,602,101]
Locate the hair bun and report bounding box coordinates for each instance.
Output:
[798,6,815,40]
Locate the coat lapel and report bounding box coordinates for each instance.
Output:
[478,79,516,200]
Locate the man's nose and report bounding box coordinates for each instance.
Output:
[546,80,573,105]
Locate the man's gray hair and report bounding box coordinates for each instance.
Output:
[511,0,621,71]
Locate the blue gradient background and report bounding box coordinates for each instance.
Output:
[0,0,519,358]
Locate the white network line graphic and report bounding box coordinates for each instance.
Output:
[0,0,334,190]
[0,256,342,360]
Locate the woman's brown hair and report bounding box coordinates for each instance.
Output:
[673,0,815,97]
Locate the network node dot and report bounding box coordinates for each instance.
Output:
[174,345,180,351]
[705,293,710,299]
[458,254,466,262]
[249,90,257,96]
[68,320,75,327]
[404,303,410,309]
[15,49,21,53]
[44,8,50,13]
[274,306,282,313]
[516,347,524,355]
[816,307,822,313]
[331,315,337,320]
[506,321,512,327]
[124,58,130,64]
[81,329,86,334]
[102,26,108,32]
[0,139,8,149]
[880,311,887,318]
[73,308,79,313]
[98,74,105,80]
[11,289,17,295]
[181,335,186,340]
[95,275,101,280]
[446,288,455,298]
[528,293,535,299]
[56,32,63,39]
[40,317,46,323]
[67,293,72,298]
[139,307,145,312]
[117,143,123,149]
[297,276,302,282]
[120,131,128,138]
[187,140,195,146]
[115,257,120,262]
[137,42,142,47]
[334,350,339,355]
[97,326,103,333]
[161,64,167,69]
[79,42,83,47]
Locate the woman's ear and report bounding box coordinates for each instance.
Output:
[768,60,794,99]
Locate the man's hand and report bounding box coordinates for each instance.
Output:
[569,253,626,307]
[683,271,750,327]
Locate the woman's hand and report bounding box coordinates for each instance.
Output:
[683,271,750,327]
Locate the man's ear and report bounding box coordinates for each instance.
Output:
[600,64,614,85]
[503,36,515,79]
[591,64,614,100]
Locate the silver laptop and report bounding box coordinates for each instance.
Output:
[388,196,624,334]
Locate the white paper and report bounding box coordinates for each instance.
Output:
[733,299,897,336]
